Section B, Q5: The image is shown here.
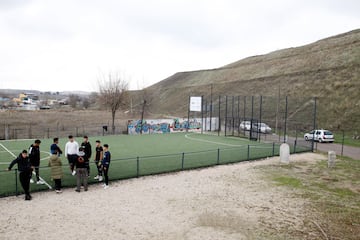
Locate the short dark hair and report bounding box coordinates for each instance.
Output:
[83,135,88,139]
[35,139,41,144]
[53,137,59,142]
[96,140,101,143]
[68,135,73,139]
[103,144,109,148]
[22,150,28,154]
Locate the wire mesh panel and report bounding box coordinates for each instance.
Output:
[183,150,218,169]
[0,170,17,197]
[205,95,316,145]
[218,146,249,164]
[139,154,183,176]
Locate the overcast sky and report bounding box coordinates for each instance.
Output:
[0,0,359,92]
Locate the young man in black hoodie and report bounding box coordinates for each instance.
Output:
[29,139,44,184]
[75,147,88,192]
[81,136,92,177]
[7,150,33,200]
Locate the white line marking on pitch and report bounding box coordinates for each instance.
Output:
[0,143,52,189]
[184,133,246,147]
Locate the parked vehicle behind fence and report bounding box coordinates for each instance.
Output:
[240,121,272,134]
[304,129,334,143]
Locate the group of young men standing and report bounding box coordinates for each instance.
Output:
[7,135,111,200]
[63,135,111,192]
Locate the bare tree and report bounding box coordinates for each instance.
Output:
[89,92,98,105]
[98,73,129,134]
[68,94,79,108]
[82,98,90,109]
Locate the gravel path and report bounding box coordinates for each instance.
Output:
[0,153,325,240]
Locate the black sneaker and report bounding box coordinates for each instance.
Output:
[25,195,31,200]
[75,189,80,192]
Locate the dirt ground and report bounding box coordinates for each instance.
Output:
[0,153,326,240]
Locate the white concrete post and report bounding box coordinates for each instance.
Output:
[328,151,336,168]
[280,143,290,164]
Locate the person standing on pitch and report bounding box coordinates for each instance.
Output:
[48,149,63,193]
[7,150,33,200]
[81,136,92,177]
[65,135,79,176]
[93,140,103,181]
[29,139,44,184]
[75,147,88,192]
[101,144,111,189]
[50,137,63,156]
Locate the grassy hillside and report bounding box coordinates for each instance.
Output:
[135,29,359,134]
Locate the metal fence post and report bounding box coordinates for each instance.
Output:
[225,96,228,136]
[218,95,221,136]
[341,130,345,157]
[217,148,220,165]
[247,145,250,160]
[136,157,140,177]
[311,97,317,152]
[283,96,288,143]
[272,142,275,157]
[259,95,263,142]
[181,152,185,170]
[15,169,18,196]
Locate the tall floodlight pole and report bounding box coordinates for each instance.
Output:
[312,97,317,152]
[187,96,190,133]
[201,96,204,134]
[210,84,213,132]
[140,100,146,134]
[283,96,288,143]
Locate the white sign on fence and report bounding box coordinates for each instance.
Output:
[189,96,202,112]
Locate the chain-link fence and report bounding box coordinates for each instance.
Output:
[0,122,128,140]
[196,95,316,143]
[0,140,311,197]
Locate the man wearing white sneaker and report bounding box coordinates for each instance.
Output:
[101,144,111,189]
[29,139,44,185]
[81,136,92,177]
[65,135,79,176]
[93,140,103,182]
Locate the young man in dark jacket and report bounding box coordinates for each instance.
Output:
[29,139,44,184]
[101,144,111,189]
[81,136,92,177]
[7,150,33,200]
[50,137,63,156]
[93,140,103,181]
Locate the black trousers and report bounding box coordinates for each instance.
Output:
[103,166,109,185]
[33,166,40,181]
[67,154,77,172]
[19,170,31,196]
[54,179,62,190]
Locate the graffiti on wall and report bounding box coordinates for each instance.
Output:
[127,118,205,135]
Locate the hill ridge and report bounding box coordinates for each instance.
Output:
[135,29,359,131]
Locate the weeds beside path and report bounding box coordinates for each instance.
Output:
[258,153,360,239]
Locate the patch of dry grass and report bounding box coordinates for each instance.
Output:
[259,155,360,240]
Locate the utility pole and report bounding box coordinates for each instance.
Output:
[210,84,213,131]
[140,99,146,134]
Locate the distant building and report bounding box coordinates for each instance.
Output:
[12,93,38,105]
